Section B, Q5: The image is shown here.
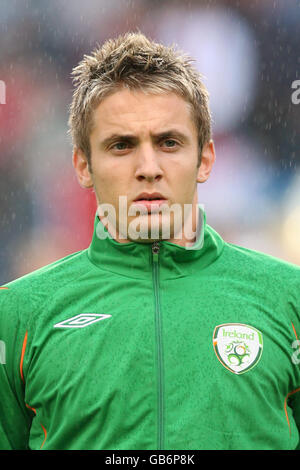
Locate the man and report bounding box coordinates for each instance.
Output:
[1,32,300,451]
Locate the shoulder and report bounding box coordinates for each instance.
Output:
[222,240,300,302]
[221,240,300,329]
[0,249,91,324]
[224,239,300,276]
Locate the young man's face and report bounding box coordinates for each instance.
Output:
[73,87,215,243]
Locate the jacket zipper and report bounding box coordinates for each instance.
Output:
[152,241,164,450]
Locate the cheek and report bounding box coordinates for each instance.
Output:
[176,169,199,200]
[92,167,129,202]
[169,164,198,187]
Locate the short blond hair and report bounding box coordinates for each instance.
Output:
[68,32,212,168]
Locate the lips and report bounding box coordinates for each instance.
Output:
[134,192,166,201]
[133,192,168,212]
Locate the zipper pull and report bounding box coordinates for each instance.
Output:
[152,241,160,262]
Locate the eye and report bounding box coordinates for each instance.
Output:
[111,142,130,151]
[108,141,133,155]
[161,139,179,149]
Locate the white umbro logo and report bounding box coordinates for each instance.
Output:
[53,313,112,329]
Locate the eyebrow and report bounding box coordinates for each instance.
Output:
[100,134,138,148]
[99,129,190,149]
[153,130,190,143]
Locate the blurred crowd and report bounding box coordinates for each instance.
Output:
[0,0,299,284]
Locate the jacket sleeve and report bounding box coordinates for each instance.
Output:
[0,287,32,450]
[288,275,300,450]
[289,340,300,449]
[289,392,300,450]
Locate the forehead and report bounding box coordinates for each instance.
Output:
[90,88,197,139]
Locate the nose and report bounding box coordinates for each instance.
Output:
[134,144,163,182]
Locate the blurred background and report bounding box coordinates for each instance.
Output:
[0,0,299,284]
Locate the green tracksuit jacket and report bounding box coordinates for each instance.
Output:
[1,205,300,450]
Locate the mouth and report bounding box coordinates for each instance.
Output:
[133,193,168,211]
[134,192,166,202]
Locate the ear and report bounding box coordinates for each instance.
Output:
[196,140,216,183]
[72,147,94,189]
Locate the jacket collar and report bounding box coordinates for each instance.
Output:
[87,204,225,280]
